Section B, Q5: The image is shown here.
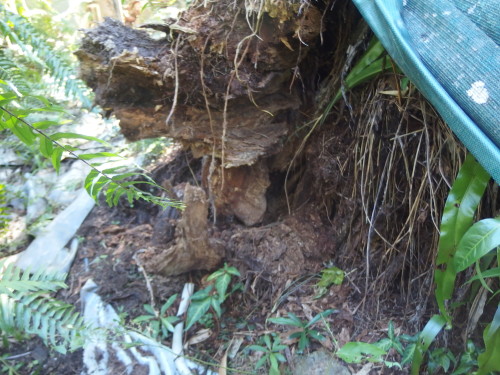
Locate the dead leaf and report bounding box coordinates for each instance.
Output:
[218,352,227,375]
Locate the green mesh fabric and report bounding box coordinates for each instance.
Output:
[352,0,500,183]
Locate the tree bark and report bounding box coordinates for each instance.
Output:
[75,0,361,275]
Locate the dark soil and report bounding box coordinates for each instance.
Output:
[2,146,414,375]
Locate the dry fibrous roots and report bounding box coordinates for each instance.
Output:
[75,0,482,322]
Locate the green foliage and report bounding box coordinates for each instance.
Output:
[314,265,344,299]
[0,3,91,106]
[185,264,241,331]
[132,294,179,340]
[268,309,336,352]
[434,154,490,323]
[337,154,499,374]
[0,99,183,210]
[477,306,500,375]
[247,334,287,375]
[413,154,498,374]
[332,39,393,105]
[0,261,85,354]
[337,342,391,365]
[0,184,8,234]
[337,321,404,368]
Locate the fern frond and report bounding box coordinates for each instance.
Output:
[0,4,91,106]
[0,262,85,353]
[0,49,31,93]
[0,260,66,294]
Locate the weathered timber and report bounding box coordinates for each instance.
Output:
[75,1,327,226]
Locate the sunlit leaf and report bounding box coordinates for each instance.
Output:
[454,218,500,272]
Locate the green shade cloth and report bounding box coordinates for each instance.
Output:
[352,0,500,183]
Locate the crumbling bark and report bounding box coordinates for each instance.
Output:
[138,184,223,276]
[75,0,329,225]
[76,0,361,275]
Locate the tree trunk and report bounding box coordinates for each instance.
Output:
[76,0,459,312]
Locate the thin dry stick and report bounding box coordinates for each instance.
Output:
[133,249,156,313]
[200,35,218,222]
[221,72,235,192]
[166,37,180,127]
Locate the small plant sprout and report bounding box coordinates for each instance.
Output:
[248,334,287,375]
[314,265,344,299]
[185,263,241,330]
[132,294,179,340]
[268,309,336,352]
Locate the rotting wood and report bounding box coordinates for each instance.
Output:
[75,0,327,226]
[137,184,223,276]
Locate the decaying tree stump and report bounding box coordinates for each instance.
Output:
[137,184,223,275]
[76,0,360,275]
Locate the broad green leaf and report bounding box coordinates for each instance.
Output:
[39,135,54,158]
[434,154,489,319]
[210,297,222,318]
[269,353,280,375]
[337,342,387,364]
[437,154,490,265]
[264,334,272,349]
[410,315,446,375]
[332,40,391,104]
[185,297,211,331]
[477,306,500,375]
[268,315,303,328]
[214,272,231,302]
[11,121,35,145]
[51,146,64,172]
[454,218,500,272]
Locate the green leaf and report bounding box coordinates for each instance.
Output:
[411,315,447,375]
[132,315,154,323]
[185,297,211,331]
[317,266,344,288]
[454,218,500,272]
[306,309,336,327]
[477,306,500,375]
[160,294,177,316]
[11,120,35,145]
[143,304,156,316]
[332,40,391,104]
[255,355,267,370]
[50,132,112,147]
[210,296,222,318]
[51,146,64,172]
[160,316,177,333]
[268,315,303,328]
[466,267,500,284]
[434,154,489,319]
[337,342,387,364]
[248,344,267,352]
[39,135,54,158]
[437,154,490,264]
[214,272,231,302]
[79,152,121,160]
[269,353,280,375]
